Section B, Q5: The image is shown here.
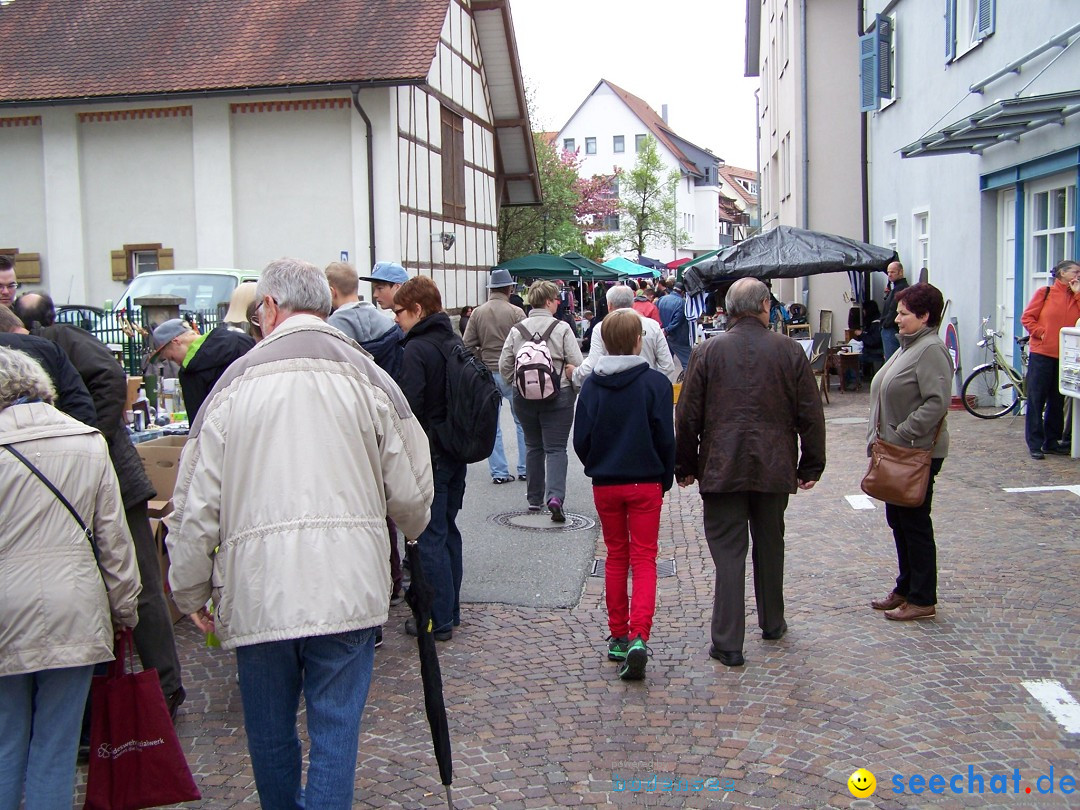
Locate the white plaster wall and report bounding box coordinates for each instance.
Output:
[231,104,354,270]
[191,101,236,268]
[867,0,1080,361]
[0,123,48,283]
[80,114,197,307]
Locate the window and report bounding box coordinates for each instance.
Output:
[947,0,994,63]
[1030,183,1075,288]
[601,214,620,231]
[585,137,596,155]
[613,135,624,153]
[780,134,791,200]
[859,14,894,112]
[441,106,466,221]
[913,210,930,271]
[110,243,174,282]
[779,1,788,74]
[883,216,898,254]
[563,138,575,152]
[635,134,647,152]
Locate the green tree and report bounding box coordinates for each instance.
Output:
[497,135,582,261]
[618,136,686,256]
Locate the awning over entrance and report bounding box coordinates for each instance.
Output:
[901,91,1080,158]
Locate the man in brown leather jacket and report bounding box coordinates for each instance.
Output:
[675,278,826,668]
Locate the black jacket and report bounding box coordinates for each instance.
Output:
[573,357,675,492]
[0,333,97,427]
[180,325,256,419]
[38,324,156,507]
[399,312,458,456]
[881,277,910,330]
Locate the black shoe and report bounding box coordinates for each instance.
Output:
[404,616,452,641]
[389,590,405,607]
[1030,450,1045,460]
[708,647,745,667]
[492,475,515,484]
[548,498,565,523]
[518,473,526,481]
[762,621,788,641]
[374,627,384,648]
[166,686,186,721]
[1044,445,1070,456]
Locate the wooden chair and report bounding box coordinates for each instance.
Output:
[808,332,832,403]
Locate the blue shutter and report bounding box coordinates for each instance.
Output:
[876,14,893,99]
[976,0,995,39]
[859,32,879,112]
[945,0,956,62]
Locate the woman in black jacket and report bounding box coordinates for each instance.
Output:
[394,277,465,641]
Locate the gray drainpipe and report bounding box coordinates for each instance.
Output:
[800,0,809,230]
[350,86,377,271]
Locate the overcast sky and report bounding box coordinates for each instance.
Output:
[511,0,760,170]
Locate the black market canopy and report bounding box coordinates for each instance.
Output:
[681,225,898,296]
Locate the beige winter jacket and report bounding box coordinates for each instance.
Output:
[462,291,525,373]
[167,315,434,649]
[498,309,584,387]
[867,326,952,459]
[0,403,140,677]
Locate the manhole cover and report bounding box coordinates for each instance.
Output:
[590,559,677,578]
[489,510,595,532]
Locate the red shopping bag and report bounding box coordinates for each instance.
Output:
[84,629,200,810]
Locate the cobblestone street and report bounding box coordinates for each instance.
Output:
[76,392,1080,809]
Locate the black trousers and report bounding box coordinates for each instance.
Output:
[884,458,944,607]
[702,491,789,652]
[1025,353,1065,453]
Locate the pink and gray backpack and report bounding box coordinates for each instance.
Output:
[513,321,562,401]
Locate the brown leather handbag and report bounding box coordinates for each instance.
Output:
[861,420,944,507]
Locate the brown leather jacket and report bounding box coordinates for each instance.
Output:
[674,317,826,493]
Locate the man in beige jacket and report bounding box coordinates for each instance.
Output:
[168,258,433,809]
[463,268,527,484]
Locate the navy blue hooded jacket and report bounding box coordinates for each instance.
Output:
[573,355,675,491]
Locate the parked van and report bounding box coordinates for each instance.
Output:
[113,268,259,316]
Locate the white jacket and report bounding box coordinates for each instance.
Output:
[168,315,433,649]
[573,309,678,387]
[0,403,140,676]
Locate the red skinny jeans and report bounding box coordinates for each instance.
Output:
[593,482,663,642]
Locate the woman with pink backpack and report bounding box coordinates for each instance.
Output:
[498,280,582,522]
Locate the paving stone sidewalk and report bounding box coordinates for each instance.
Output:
[74,392,1080,809]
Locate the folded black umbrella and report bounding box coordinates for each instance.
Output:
[403,539,454,809]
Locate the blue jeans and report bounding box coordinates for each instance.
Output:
[235,629,376,810]
[489,373,526,478]
[882,328,900,360]
[417,456,468,633]
[0,665,94,810]
[666,334,692,371]
[1025,352,1065,453]
[512,386,576,506]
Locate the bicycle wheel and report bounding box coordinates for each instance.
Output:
[962,363,1021,418]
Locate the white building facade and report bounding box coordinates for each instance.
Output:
[556,80,724,261]
[0,0,539,311]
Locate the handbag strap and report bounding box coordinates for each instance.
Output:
[2,443,98,556]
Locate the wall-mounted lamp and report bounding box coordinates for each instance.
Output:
[431,232,456,251]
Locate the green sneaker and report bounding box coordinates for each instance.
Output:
[618,637,648,680]
[606,636,629,661]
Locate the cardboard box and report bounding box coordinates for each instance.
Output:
[136,434,188,502]
[124,375,143,414]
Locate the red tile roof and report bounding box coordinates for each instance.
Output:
[601,80,699,175]
[719,164,759,206]
[0,0,450,103]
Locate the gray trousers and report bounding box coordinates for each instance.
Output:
[512,386,575,507]
[127,502,183,695]
[702,491,789,652]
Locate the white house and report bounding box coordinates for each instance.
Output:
[556,79,725,262]
[718,164,760,243]
[864,0,1080,369]
[0,0,540,311]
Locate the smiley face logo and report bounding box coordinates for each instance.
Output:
[848,768,876,798]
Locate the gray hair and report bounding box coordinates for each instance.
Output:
[725,278,770,319]
[0,347,56,409]
[257,258,333,317]
[606,284,634,310]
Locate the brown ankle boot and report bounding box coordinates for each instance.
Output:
[870,591,906,611]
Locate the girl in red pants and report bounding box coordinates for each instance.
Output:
[573,309,675,679]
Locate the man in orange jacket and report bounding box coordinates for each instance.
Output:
[1020,259,1080,459]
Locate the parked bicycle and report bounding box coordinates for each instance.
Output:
[961,318,1029,419]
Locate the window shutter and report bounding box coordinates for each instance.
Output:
[111,250,129,282]
[945,0,956,62]
[157,248,174,270]
[859,32,879,112]
[975,0,995,39]
[875,14,893,99]
[14,253,42,283]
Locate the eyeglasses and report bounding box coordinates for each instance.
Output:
[392,307,407,316]
[0,282,18,292]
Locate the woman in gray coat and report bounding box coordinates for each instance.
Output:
[866,283,952,621]
[0,347,140,809]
